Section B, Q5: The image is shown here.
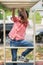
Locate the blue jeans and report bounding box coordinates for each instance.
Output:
[10,39,33,61]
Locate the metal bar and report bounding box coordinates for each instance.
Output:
[6,60,34,63]
[36,60,43,61]
[0,9,6,65]
[3,9,6,65]
[31,11,36,65]
[35,9,43,11]
[5,47,34,49]
[0,0,40,3]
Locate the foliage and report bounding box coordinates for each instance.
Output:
[0,3,9,11]
[0,13,3,19]
[35,12,42,24]
[0,3,11,19]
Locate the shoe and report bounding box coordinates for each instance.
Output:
[18,56,29,62]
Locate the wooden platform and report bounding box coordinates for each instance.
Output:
[0,0,40,8]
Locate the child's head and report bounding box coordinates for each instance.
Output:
[18,9,29,19]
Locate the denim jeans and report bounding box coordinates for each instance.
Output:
[10,39,33,61]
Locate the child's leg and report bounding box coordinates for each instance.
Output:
[18,48,33,62]
[20,40,33,57]
[19,40,33,47]
[10,39,33,47]
[10,40,18,65]
[10,40,17,61]
[11,49,17,61]
[21,48,33,57]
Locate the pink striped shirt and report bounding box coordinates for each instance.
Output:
[8,17,28,40]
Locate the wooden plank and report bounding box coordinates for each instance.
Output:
[0,0,40,8]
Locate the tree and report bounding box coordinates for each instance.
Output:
[0,3,11,19]
[35,12,42,24]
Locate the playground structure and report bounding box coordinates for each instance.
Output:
[0,0,43,65]
[0,0,39,8]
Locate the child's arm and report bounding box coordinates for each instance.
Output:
[19,8,28,22]
[11,8,18,22]
[21,8,27,19]
[12,8,15,17]
[11,8,15,21]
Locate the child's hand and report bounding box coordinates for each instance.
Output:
[18,8,25,12]
[21,8,25,10]
[18,8,22,12]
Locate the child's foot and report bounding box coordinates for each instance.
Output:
[18,56,29,62]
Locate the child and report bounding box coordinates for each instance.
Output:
[8,8,33,63]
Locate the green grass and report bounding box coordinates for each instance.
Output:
[26,52,34,60]
[36,20,41,24]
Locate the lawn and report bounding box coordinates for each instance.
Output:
[0,45,43,62]
[0,48,33,62]
[36,45,43,60]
